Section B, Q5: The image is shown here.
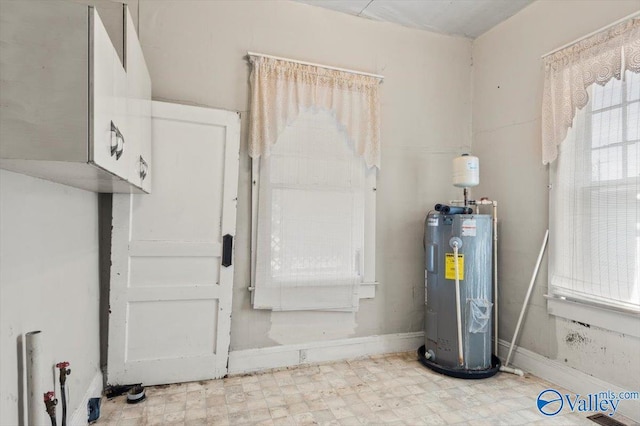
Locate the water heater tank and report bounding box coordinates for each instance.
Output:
[453,154,479,188]
[424,212,493,371]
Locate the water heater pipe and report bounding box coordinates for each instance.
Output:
[26,331,47,426]
[500,365,525,376]
[453,243,465,366]
[505,229,549,368]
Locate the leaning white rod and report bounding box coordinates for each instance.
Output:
[541,11,640,58]
[26,330,46,426]
[453,244,465,366]
[505,229,549,367]
[492,203,499,356]
[246,51,385,80]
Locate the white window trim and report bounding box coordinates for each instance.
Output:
[546,295,640,338]
[249,159,378,303]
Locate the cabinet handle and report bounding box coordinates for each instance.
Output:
[139,156,148,181]
[110,121,119,157]
[115,134,124,160]
[110,121,125,160]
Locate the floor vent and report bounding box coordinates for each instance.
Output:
[587,413,627,426]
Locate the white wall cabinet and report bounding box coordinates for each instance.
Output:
[0,2,152,193]
[125,10,153,193]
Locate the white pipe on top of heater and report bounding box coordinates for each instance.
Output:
[504,229,549,368]
[452,242,465,366]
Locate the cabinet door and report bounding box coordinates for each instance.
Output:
[113,49,129,181]
[125,9,152,192]
[139,84,152,193]
[90,8,128,180]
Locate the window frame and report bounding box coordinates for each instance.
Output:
[547,73,640,335]
[249,155,378,306]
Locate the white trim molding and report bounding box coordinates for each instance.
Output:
[497,339,640,422]
[69,370,103,426]
[228,332,424,375]
[546,296,640,338]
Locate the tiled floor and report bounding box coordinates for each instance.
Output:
[95,352,633,425]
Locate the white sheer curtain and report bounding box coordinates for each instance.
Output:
[542,17,640,165]
[248,55,382,168]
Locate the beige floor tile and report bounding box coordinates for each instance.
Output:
[269,405,290,419]
[266,395,287,407]
[287,401,310,415]
[228,410,252,424]
[247,397,269,410]
[329,405,354,420]
[205,387,225,397]
[184,408,207,420]
[207,412,229,425]
[117,418,143,426]
[146,404,165,417]
[420,413,447,425]
[254,419,275,426]
[184,419,209,426]
[307,398,330,411]
[144,415,165,425]
[206,394,226,407]
[312,409,336,422]
[165,392,187,404]
[163,410,185,423]
[250,407,272,422]
[163,401,186,414]
[375,409,400,423]
[225,401,248,414]
[272,415,296,426]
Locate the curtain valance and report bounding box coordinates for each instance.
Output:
[248,55,382,168]
[542,18,640,165]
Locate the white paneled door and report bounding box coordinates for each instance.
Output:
[107,102,240,386]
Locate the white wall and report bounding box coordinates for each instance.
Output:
[0,170,101,424]
[472,0,640,391]
[138,0,472,350]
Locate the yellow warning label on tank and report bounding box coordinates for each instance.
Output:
[445,253,464,280]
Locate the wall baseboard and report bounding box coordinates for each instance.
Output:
[228,331,424,375]
[497,339,639,422]
[69,370,102,426]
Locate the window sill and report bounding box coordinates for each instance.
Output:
[247,282,379,299]
[546,295,640,338]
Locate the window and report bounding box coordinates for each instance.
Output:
[246,54,382,312]
[250,108,377,311]
[549,71,640,314]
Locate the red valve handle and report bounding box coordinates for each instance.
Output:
[44,391,56,402]
[56,361,70,369]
